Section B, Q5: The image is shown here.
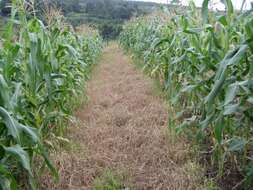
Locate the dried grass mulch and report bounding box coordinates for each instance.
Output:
[39,43,204,190]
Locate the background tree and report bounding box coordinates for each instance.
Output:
[0,0,159,39]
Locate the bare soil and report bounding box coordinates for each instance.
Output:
[39,43,203,190]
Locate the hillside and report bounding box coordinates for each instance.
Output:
[0,0,161,39]
[59,0,161,39]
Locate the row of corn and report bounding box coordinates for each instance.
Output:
[120,1,253,189]
[0,0,102,189]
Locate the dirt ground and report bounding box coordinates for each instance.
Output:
[39,43,204,190]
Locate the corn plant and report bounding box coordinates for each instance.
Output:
[120,1,253,189]
[0,0,102,189]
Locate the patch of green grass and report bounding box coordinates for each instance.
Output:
[204,179,220,190]
[93,170,129,190]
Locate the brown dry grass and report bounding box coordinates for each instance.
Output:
[39,43,204,190]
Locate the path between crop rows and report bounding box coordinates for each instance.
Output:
[40,43,202,190]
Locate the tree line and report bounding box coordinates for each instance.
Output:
[0,0,159,39]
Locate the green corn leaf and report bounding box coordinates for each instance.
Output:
[0,164,18,190]
[214,116,224,144]
[226,45,248,66]
[245,165,253,189]
[18,124,39,143]
[64,44,79,58]
[0,176,11,190]
[10,83,22,110]
[218,15,228,26]
[4,145,32,176]
[0,75,10,108]
[201,0,210,24]
[224,83,238,105]
[181,84,197,93]
[38,144,59,180]
[206,45,248,105]
[223,104,239,115]
[0,107,20,142]
[227,137,247,152]
[246,97,253,105]
[205,69,226,106]
[200,112,214,130]
[223,0,234,18]
[176,116,197,134]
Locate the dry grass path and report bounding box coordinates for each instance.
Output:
[40,43,203,190]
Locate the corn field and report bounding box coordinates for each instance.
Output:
[120,0,253,188]
[0,0,102,189]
